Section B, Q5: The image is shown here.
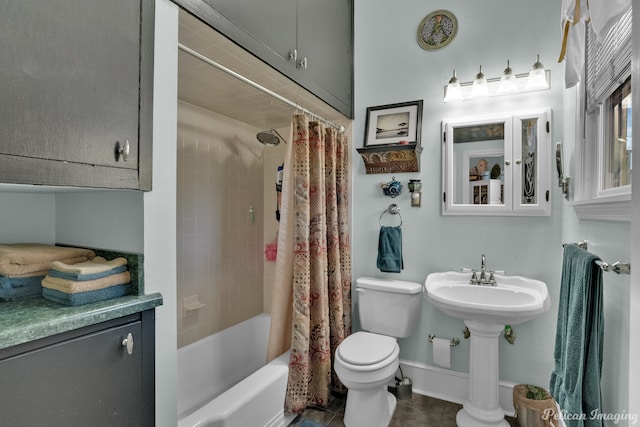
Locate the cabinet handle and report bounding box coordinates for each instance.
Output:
[122,332,134,355]
[289,49,297,62]
[298,57,308,69]
[515,159,522,165]
[505,161,511,166]
[115,140,130,162]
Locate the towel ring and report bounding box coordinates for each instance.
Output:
[379,204,403,227]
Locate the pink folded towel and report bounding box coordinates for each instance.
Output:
[0,244,96,277]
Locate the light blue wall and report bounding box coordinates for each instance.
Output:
[354,0,630,416]
[0,192,56,243]
[354,0,564,386]
[55,191,144,252]
[0,190,143,252]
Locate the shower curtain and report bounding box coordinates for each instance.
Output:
[266,114,352,414]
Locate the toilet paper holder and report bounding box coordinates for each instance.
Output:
[428,334,460,347]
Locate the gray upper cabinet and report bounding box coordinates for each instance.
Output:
[297,0,352,116]
[203,0,298,65]
[0,0,154,190]
[180,0,353,118]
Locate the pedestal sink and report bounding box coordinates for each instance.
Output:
[424,271,550,427]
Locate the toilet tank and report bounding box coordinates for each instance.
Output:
[356,277,422,338]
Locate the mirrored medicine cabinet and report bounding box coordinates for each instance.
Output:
[442,108,551,216]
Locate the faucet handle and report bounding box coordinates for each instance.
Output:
[487,270,506,286]
[488,271,496,285]
[469,270,479,284]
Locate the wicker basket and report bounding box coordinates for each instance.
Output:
[513,384,559,427]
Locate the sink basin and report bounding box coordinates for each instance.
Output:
[424,271,550,325]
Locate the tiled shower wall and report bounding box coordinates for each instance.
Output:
[177,101,264,348]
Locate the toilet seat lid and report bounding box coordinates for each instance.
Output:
[338,332,397,365]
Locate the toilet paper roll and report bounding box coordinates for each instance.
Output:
[432,337,451,369]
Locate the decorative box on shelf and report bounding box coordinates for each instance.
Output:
[356,142,423,174]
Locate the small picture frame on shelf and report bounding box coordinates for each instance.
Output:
[363,100,423,147]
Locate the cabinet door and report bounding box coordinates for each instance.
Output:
[0,321,144,427]
[443,114,512,215]
[512,110,551,215]
[297,0,353,116]
[203,0,297,66]
[0,0,152,189]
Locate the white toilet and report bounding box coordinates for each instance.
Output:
[334,277,422,427]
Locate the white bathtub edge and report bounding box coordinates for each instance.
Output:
[178,351,290,427]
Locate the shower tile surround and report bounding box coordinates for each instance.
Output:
[177,101,265,347]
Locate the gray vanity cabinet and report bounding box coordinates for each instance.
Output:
[180,0,353,118]
[0,0,154,190]
[0,311,155,427]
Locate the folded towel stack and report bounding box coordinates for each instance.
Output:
[0,244,96,302]
[41,256,131,306]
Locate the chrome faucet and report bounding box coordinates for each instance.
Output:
[479,254,486,284]
[468,254,499,286]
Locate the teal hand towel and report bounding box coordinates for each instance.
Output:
[42,283,131,306]
[550,244,604,427]
[0,274,45,301]
[377,226,403,273]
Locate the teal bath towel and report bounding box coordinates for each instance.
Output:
[377,226,403,273]
[550,244,604,427]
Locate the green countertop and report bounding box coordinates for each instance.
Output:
[0,293,163,350]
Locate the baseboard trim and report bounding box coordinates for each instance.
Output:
[399,359,517,416]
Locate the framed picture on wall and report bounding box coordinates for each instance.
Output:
[363,100,423,147]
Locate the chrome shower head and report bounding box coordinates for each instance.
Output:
[256,130,285,146]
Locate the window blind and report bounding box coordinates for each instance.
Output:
[585,8,632,112]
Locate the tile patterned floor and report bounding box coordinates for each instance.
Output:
[288,392,518,427]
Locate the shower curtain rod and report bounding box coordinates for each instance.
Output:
[178,43,346,133]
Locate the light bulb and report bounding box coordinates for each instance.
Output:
[525,54,548,90]
[444,70,463,102]
[470,66,489,99]
[498,60,518,94]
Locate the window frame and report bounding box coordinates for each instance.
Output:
[571,10,632,222]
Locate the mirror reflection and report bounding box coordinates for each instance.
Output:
[452,122,505,205]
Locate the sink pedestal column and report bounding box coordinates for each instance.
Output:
[456,320,509,427]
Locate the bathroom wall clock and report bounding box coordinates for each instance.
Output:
[417,10,457,51]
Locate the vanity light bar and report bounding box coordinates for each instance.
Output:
[443,70,550,102]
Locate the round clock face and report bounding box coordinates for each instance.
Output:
[417,10,457,51]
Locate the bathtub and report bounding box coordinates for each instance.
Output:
[178,313,291,427]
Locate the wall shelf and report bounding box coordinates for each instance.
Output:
[356,142,422,174]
